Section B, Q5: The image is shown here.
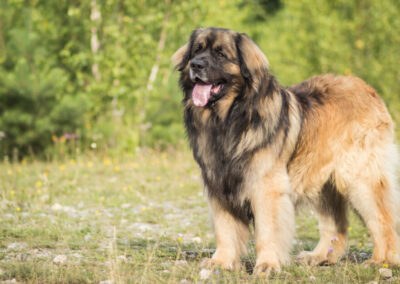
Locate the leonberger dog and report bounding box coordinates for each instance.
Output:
[172,27,400,274]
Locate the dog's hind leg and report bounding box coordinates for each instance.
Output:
[297,179,348,265]
[347,143,400,265]
[348,177,400,264]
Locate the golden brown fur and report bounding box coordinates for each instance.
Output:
[173,27,400,274]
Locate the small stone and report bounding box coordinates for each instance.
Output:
[40,194,49,202]
[191,237,201,244]
[117,255,127,262]
[7,242,26,251]
[99,281,113,284]
[84,234,91,242]
[121,203,131,209]
[366,281,378,284]
[2,279,18,283]
[180,280,190,283]
[162,270,170,274]
[379,268,392,279]
[51,203,63,211]
[199,268,212,280]
[309,275,316,281]
[175,260,188,266]
[53,254,67,264]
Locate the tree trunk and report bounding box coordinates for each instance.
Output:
[91,0,101,81]
[139,0,171,145]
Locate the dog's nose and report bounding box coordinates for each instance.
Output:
[190,58,207,70]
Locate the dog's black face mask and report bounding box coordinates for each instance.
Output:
[173,27,269,107]
[188,44,230,106]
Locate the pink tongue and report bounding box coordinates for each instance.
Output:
[192,84,212,107]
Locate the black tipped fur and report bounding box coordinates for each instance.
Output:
[180,29,296,224]
[235,34,252,84]
[178,28,311,224]
[318,178,348,234]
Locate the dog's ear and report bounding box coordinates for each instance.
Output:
[171,43,189,70]
[235,33,269,88]
[172,28,204,71]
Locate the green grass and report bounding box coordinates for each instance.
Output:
[0,149,397,283]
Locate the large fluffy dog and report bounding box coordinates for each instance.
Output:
[173,27,400,274]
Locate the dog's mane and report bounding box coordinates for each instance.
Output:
[183,70,293,223]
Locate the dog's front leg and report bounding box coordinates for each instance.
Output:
[201,198,250,270]
[251,167,295,275]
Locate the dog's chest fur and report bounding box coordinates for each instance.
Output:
[183,97,272,223]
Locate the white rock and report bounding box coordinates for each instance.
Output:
[309,275,316,281]
[51,203,64,211]
[117,255,127,262]
[129,222,159,232]
[4,213,15,219]
[7,242,26,251]
[99,281,113,284]
[51,203,75,213]
[175,260,188,266]
[199,268,212,280]
[40,194,49,202]
[121,203,131,209]
[180,280,190,283]
[84,234,92,242]
[53,254,67,264]
[192,237,201,244]
[2,279,18,283]
[379,268,392,279]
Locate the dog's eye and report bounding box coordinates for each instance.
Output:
[195,44,203,54]
[216,51,225,58]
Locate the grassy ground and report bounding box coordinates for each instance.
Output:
[0,149,397,283]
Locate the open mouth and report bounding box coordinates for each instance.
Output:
[192,78,224,107]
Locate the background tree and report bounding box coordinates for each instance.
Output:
[0,0,399,158]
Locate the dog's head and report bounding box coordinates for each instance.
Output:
[172,27,269,107]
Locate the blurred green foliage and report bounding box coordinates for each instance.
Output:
[0,0,399,158]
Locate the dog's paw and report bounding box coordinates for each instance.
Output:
[200,258,240,270]
[362,257,400,267]
[253,262,281,276]
[296,251,328,266]
[297,249,344,266]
